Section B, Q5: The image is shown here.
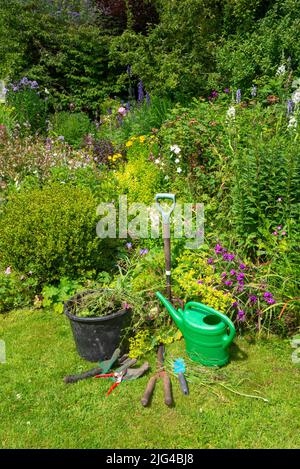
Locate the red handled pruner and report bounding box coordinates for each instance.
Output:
[94,370,127,396]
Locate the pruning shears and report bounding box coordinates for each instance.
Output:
[95,370,127,396]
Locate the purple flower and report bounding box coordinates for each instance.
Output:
[224,88,230,94]
[249,295,257,303]
[20,77,29,86]
[263,292,273,299]
[138,80,144,103]
[281,230,286,236]
[126,65,132,77]
[211,90,218,98]
[140,248,148,256]
[207,258,214,265]
[272,231,278,236]
[30,80,39,90]
[238,280,244,287]
[223,253,235,261]
[126,242,132,250]
[13,85,19,92]
[224,280,233,286]
[277,225,282,230]
[221,272,227,278]
[230,269,236,276]
[214,244,223,254]
[236,89,242,104]
[57,136,65,142]
[239,263,246,270]
[232,301,238,308]
[123,302,130,310]
[237,310,246,322]
[197,280,204,284]
[5,266,11,275]
[267,298,276,305]
[287,100,294,115]
[236,272,245,281]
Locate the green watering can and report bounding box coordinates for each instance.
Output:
[156,292,236,367]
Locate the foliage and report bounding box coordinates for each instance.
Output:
[115,137,163,204]
[0,0,120,112]
[5,77,48,134]
[0,105,17,135]
[0,267,38,313]
[39,277,83,314]
[50,111,93,147]
[227,98,300,254]
[73,287,139,318]
[0,184,112,284]
[214,0,300,90]
[0,134,91,191]
[173,251,234,314]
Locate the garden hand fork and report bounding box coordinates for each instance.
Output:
[155,193,176,301]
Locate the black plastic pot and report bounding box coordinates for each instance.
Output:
[64,290,131,362]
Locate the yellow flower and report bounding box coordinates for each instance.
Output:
[139,135,145,143]
[126,140,133,147]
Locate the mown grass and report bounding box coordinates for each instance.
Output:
[0,309,299,449]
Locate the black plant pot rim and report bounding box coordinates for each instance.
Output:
[64,290,131,323]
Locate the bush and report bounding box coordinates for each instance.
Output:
[51,112,93,147]
[0,184,112,284]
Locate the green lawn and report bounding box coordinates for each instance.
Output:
[0,309,299,449]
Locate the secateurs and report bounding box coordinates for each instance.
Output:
[95,361,150,397]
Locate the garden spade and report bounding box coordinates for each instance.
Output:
[155,193,176,300]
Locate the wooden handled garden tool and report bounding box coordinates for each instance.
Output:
[141,344,173,407]
[155,193,176,301]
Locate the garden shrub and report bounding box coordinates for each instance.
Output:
[51,112,93,147]
[0,184,112,284]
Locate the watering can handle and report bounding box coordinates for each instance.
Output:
[185,301,236,348]
[155,193,176,224]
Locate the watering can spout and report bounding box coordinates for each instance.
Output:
[156,291,183,330]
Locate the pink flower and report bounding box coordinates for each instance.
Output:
[118,106,127,116]
[5,266,11,275]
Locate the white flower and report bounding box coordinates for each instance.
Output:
[226,106,235,121]
[44,88,49,95]
[276,64,286,76]
[164,175,169,180]
[16,394,22,400]
[170,144,181,154]
[176,167,182,173]
[291,90,300,105]
[292,78,300,90]
[175,158,180,163]
[288,116,297,129]
[154,158,160,164]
